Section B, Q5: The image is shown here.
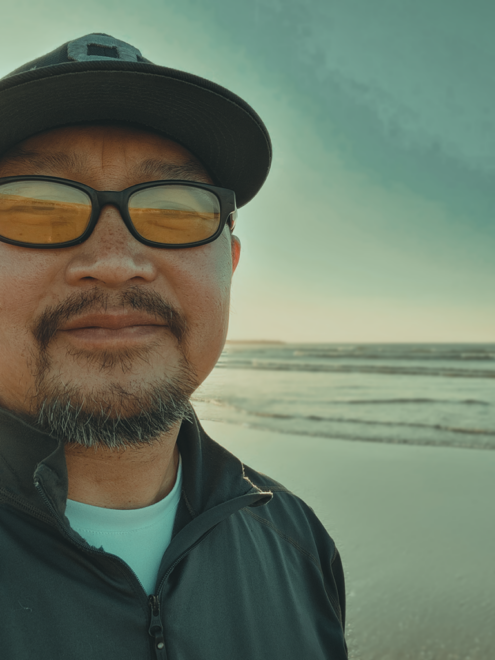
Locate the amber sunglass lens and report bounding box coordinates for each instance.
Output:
[0,181,92,245]
[129,185,221,245]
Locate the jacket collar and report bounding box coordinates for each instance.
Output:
[172,413,272,539]
[0,406,63,519]
[0,406,272,530]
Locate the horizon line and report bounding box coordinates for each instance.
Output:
[225,339,495,345]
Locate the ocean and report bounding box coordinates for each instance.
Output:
[192,342,495,450]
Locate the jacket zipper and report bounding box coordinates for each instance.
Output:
[33,477,259,658]
[148,595,167,659]
[34,478,165,657]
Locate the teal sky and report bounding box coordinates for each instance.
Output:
[1,1,494,341]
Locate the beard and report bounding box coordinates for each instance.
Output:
[22,286,198,450]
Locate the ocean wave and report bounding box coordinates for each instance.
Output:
[200,344,495,450]
[333,398,491,406]
[223,343,495,363]
[246,411,495,436]
[206,419,495,451]
[217,360,495,379]
[191,396,495,436]
[289,349,495,361]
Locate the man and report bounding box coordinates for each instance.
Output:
[0,34,348,659]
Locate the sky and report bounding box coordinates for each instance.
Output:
[1,0,494,342]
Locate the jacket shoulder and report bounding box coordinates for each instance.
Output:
[241,461,337,558]
[240,460,347,631]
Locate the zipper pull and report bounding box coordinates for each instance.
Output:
[148,595,166,656]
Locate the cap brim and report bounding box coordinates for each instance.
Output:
[0,60,272,207]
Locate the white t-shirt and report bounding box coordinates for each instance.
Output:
[65,453,183,595]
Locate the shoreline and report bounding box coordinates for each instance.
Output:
[201,419,495,660]
[192,412,495,452]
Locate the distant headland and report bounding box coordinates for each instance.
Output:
[225,340,285,345]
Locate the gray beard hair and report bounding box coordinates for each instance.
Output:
[31,363,196,450]
[21,286,198,450]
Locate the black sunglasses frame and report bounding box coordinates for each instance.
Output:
[0,176,238,250]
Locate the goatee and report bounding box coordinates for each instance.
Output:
[23,286,198,450]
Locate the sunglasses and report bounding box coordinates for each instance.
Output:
[0,176,237,249]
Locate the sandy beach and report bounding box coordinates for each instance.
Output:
[202,420,495,660]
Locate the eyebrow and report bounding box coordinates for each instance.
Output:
[0,149,213,184]
[136,158,212,183]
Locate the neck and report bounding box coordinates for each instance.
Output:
[64,424,181,510]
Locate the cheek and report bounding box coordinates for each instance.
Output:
[0,247,62,405]
[0,248,57,331]
[169,234,233,380]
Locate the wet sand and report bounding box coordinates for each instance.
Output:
[202,420,495,660]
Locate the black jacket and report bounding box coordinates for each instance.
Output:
[0,407,348,659]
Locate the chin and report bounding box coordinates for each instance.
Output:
[27,361,198,449]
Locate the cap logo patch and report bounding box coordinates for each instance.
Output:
[67,34,143,62]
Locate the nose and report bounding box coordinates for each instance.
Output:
[64,204,158,288]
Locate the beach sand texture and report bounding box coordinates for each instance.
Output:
[202,420,495,660]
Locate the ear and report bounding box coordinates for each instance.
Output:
[231,235,241,274]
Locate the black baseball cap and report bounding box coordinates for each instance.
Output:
[0,33,272,207]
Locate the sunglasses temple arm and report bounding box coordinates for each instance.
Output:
[228,209,238,232]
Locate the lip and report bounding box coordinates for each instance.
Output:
[60,312,167,331]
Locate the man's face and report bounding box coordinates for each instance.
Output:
[0,124,240,446]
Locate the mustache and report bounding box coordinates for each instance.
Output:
[31,286,187,351]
